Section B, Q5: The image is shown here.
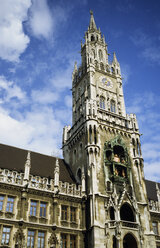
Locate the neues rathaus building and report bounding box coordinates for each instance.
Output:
[0,12,160,248]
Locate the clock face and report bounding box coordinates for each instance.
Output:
[101,77,113,89]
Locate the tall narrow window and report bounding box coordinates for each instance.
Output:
[89,125,92,144]
[61,234,67,248]
[110,100,116,113]
[70,235,76,248]
[61,206,68,221]
[40,202,46,217]
[30,201,37,216]
[38,232,45,248]
[70,207,76,222]
[0,195,4,211]
[27,230,35,248]
[94,125,97,144]
[152,222,158,235]
[1,226,11,245]
[99,49,103,60]
[100,97,105,109]
[6,197,14,212]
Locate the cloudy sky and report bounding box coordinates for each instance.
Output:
[0,0,159,182]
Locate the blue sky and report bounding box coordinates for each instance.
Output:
[0,0,160,182]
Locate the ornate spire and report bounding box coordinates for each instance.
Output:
[24,151,31,181]
[113,52,118,64]
[25,151,31,167]
[89,10,97,30]
[54,158,59,188]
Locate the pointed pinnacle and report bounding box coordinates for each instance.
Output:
[25,151,31,167]
[89,10,97,30]
[113,52,118,64]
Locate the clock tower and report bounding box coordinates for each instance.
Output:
[62,11,156,248]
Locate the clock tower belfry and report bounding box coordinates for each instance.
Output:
[62,11,156,248]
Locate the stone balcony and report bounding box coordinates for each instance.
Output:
[106,220,139,230]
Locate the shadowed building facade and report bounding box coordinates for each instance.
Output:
[0,12,160,248]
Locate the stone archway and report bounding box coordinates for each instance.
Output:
[120,203,135,222]
[123,233,138,248]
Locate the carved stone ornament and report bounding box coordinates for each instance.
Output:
[13,228,25,248]
[48,232,58,247]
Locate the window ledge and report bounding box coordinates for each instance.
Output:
[5,212,14,218]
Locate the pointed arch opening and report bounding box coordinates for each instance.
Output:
[109,206,115,220]
[77,168,82,183]
[91,35,95,41]
[100,96,105,109]
[120,203,135,222]
[99,49,103,60]
[123,233,138,248]
[110,100,116,113]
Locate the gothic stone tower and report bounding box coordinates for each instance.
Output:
[62,11,156,248]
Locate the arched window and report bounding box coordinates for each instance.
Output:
[73,149,76,163]
[77,168,82,183]
[123,233,138,248]
[94,60,98,69]
[91,35,95,41]
[100,63,104,71]
[113,236,117,248]
[120,203,135,222]
[98,49,103,60]
[136,138,141,156]
[94,125,97,144]
[110,100,116,113]
[109,207,115,220]
[100,96,105,109]
[91,49,95,58]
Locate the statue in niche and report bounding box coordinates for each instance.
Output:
[113,154,120,163]
[48,232,58,248]
[14,228,25,248]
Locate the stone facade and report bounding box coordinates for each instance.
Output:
[0,11,160,248]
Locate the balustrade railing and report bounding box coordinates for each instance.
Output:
[149,200,160,212]
[0,168,82,197]
[107,220,138,229]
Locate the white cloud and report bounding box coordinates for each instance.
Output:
[28,0,53,39]
[0,0,31,62]
[0,75,26,102]
[0,75,65,157]
[144,161,160,182]
[31,89,59,104]
[28,0,67,40]
[121,63,131,85]
[0,104,63,157]
[65,95,72,108]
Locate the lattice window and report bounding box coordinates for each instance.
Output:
[0,195,4,211]
[1,226,11,245]
[70,235,76,248]
[61,234,67,248]
[40,202,46,217]
[70,207,76,222]
[27,230,35,248]
[38,231,45,248]
[6,196,14,212]
[30,201,37,216]
[61,206,68,221]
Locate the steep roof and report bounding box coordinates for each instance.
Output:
[145,179,160,201]
[0,143,75,184]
